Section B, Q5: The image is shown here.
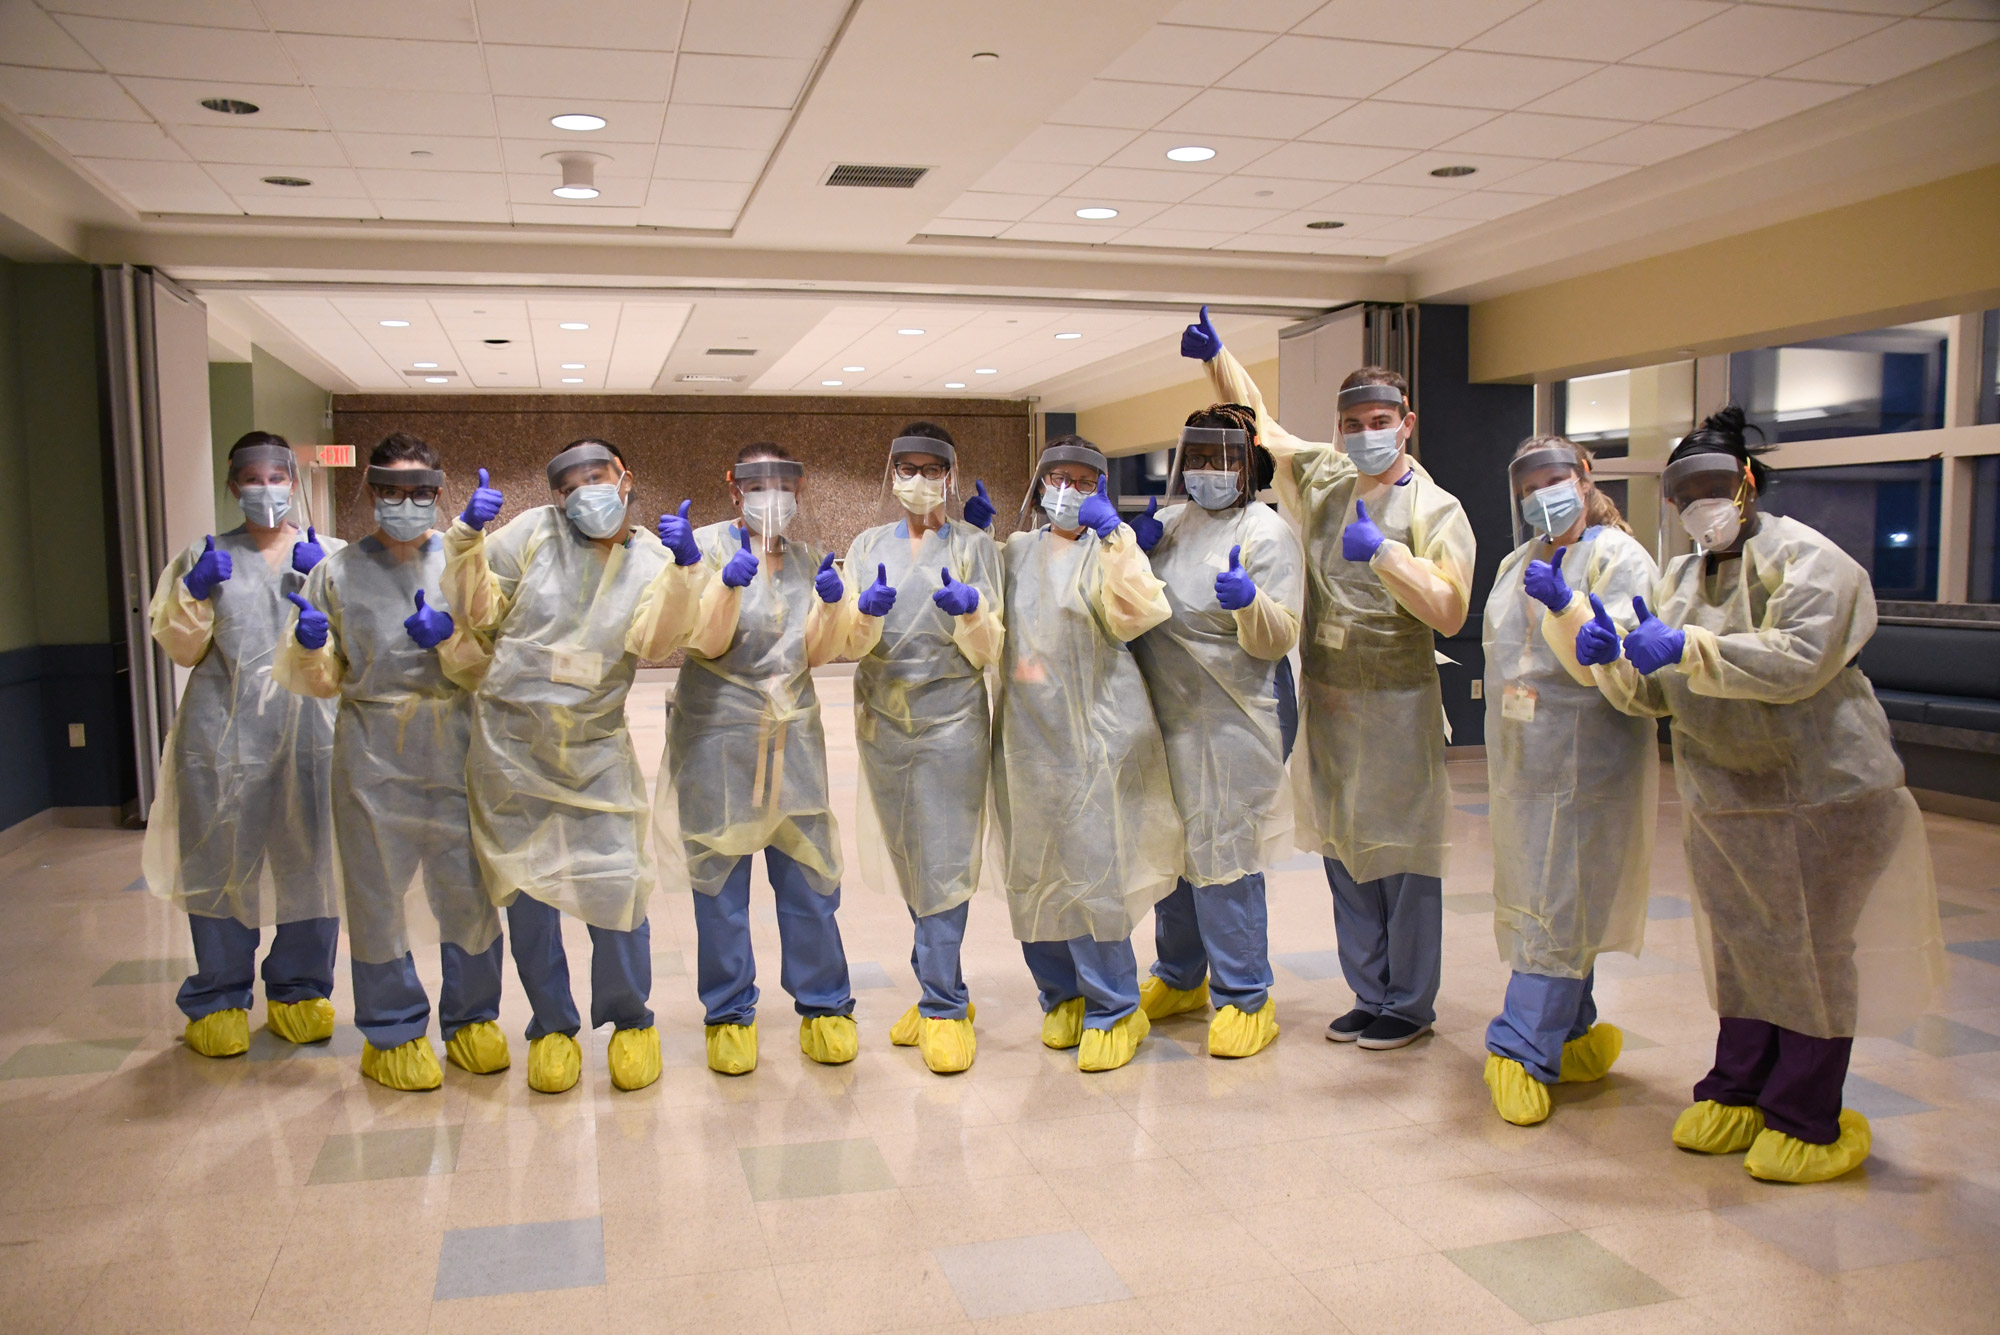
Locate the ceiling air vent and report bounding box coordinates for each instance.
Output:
[678,373,741,383]
[823,163,929,189]
[704,347,758,356]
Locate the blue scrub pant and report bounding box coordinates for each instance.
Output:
[1150,874,1273,1012]
[1485,970,1596,1085]
[1021,936,1139,1028]
[350,940,506,1050]
[177,914,339,1021]
[1325,858,1442,1027]
[692,847,854,1027]
[506,896,653,1039]
[1274,656,1299,761]
[911,901,970,1019]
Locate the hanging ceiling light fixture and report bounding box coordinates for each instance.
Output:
[547,152,604,200]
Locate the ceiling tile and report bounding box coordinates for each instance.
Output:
[1315,180,1466,212]
[1417,188,1547,219]
[1923,1,2000,17]
[671,53,812,107]
[1763,0,1939,12]
[1439,110,1633,156]
[651,144,767,181]
[1219,35,1446,99]
[662,104,788,150]
[376,198,511,223]
[603,302,692,390]
[1007,124,1139,165]
[1067,165,1221,203]
[682,0,845,57]
[45,1,266,27]
[969,160,1089,195]
[1001,220,1137,244]
[119,77,329,128]
[1100,129,1290,175]
[1220,232,1338,254]
[1099,23,1275,84]
[1659,77,1857,129]
[357,168,508,202]
[637,202,737,229]
[1108,226,1236,249]
[80,157,238,211]
[205,163,367,195]
[260,0,477,40]
[337,133,501,172]
[1499,158,1632,192]
[313,87,496,135]
[1303,100,1496,149]
[281,35,489,92]
[483,45,675,100]
[1023,197,1168,227]
[1466,0,1727,61]
[1249,208,1401,234]
[1162,0,1325,31]
[53,16,297,82]
[27,116,187,160]
[921,217,1007,238]
[1779,17,2000,82]
[1365,150,1542,187]
[646,179,749,211]
[0,4,99,69]
[1523,65,1746,118]
[1047,79,1201,130]
[1156,87,1355,138]
[0,66,147,120]
[508,202,643,226]
[1184,175,1340,208]
[477,0,688,51]
[492,96,664,144]
[1375,49,1597,108]
[1240,140,1413,181]
[1294,0,1535,47]
[1357,214,1479,242]
[230,193,380,218]
[1568,121,1734,165]
[170,126,352,165]
[1626,5,1894,76]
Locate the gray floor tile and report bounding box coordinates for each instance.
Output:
[738,1137,897,1201]
[935,1229,1131,1320]
[120,876,146,893]
[1935,900,1982,918]
[1896,1014,2000,1057]
[0,1036,142,1079]
[1442,892,1495,914]
[652,950,687,978]
[1446,1230,1674,1324]
[310,1125,461,1185]
[247,1022,364,1062]
[434,1217,604,1300]
[1274,949,1344,981]
[1128,1035,1195,1064]
[93,958,196,985]
[1647,895,1694,920]
[1719,1196,1950,1273]
[1453,802,1489,816]
[1842,1074,1935,1119]
[1595,952,1691,978]
[1618,1028,1660,1051]
[1270,852,1323,873]
[1946,938,2000,967]
[848,960,896,990]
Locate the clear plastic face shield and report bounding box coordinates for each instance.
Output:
[228,442,305,530]
[1168,425,1251,512]
[1019,441,1107,533]
[1508,445,1589,548]
[368,463,445,543]
[877,436,956,527]
[729,457,811,555]
[547,441,634,541]
[1661,452,1756,555]
[1336,382,1411,476]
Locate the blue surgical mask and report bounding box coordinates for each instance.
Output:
[1341,426,1403,476]
[375,496,436,542]
[565,482,628,539]
[238,483,292,528]
[1184,469,1241,511]
[1520,480,1584,540]
[1040,483,1083,531]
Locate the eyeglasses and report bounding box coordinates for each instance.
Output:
[1181,451,1239,472]
[893,462,950,481]
[371,485,440,504]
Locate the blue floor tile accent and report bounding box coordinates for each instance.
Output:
[434,1217,605,1300]
[1935,901,1982,918]
[1946,939,2000,967]
[1896,1015,2000,1057]
[1274,949,1344,981]
[121,877,146,893]
[848,960,896,991]
[1841,1074,1935,1119]
[1647,895,1694,920]
[1129,1035,1195,1064]
[247,1022,364,1062]
[1454,803,1489,816]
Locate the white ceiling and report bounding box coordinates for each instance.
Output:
[0,0,847,226]
[923,0,1998,260]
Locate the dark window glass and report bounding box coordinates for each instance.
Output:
[1973,456,2000,603]
[1980,310,1998,426]
[1760,459,1942,600]
[1108,448,1171,507]
[1729,320,1949,444]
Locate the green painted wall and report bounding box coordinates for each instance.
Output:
[18,264,108,646]
[208,359,253,530]
[0,258,32,655]
[208,345,332,530]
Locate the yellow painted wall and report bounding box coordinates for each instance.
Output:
[1076,357,1280,457]
[1470,163,2000,384]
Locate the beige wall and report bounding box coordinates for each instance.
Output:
[1470,163,2000,385]
[1076,357,1280,457]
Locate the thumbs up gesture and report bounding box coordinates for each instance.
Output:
[933,568,979,617]
[857,563,897,617]
[1342,498,1384,562]
[1215,544,1257,611]
[963,480,995,531]
[184,535,232,600]
[460,467,503,530]
[1622,595,1686,675]
[1078,475,1121,539]
[1132,497,1163,552]
[658,499,700,565]
[1180,304,1223,362]
[1523,546,1572,612]
[291,525,326,574]
[286,591,328,650]
[404,589,454,649]
[721,526,759,588]
[1574,593,1622,667]
[814,551,845,604]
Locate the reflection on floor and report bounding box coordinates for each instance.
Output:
[3,673,1998,1333]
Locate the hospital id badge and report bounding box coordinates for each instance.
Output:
[551,647,603,687]
[1501,683,1537,722]
[1315,621,1348,650]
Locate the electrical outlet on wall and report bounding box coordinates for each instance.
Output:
[68,723,86,747]
[1470,681,1482,700]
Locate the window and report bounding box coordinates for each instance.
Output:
[1759,459,1942,600]
[1554,370,1629,456]
[1729,319,1950,444]
[1974,456,2000,603]
[1108,449,1171,507]
[1980,309,1998,426]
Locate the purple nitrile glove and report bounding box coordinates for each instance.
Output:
[460,467,503,531]
[1180,304,1222,362]
[1132,497,1163,552]
[1342,498,1384,563]
[658,499,700,566]
[814,551,844,604]
[857,563,897,617]
[1623,595,1686,675]
[291,525,326,574]
[1077,476,1121,540]
[404,589,454,649]
[286,591,328,650]
[963,480,995,531]
[1523,546,1572,612]
[184,535,232,600]
[1574,593,1622,668]
[1215,544,1257,611]
[933,568,979,617]
[721,527,758,588]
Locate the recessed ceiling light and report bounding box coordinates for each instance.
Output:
[558,322,589,330]
[483,338,510,344]
[412,361,438,368]
[821,380,843,386]
[1430,164,1477,178]
[552,185,599,199]
[971,51,999,62]
[842,365,865,372]
[379,319,410,327]
[424,376,448,384]
[1075,207,1118,220]
[1305,220,1344,230]
[409,149,432,158]
[561,362,585,369]
[1054,331,1082,339]
[262,175,311,187]
[975,368,997,374]
[944,381,966,389]
[1165,145,1215,162]
[897,328,925,336]
[550,113,607,132]
[200,97,258,115]
[561,377,584,383]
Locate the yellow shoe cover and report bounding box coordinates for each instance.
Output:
[184,1008,249,1058]
[1041,997,1085,1050]
[1078,1010,1151,1072]
[1483,1054,1552,1126]
[915,1016,976,1074]
[1745,1109,1871,1184]
[1672,1099,1765,1154]
[266,997,335,1045]
[526,1032,582,1094]
[1139,975,1210,1020]
[799,1014,858,1065]
[1558,1023,1623,1083]
[1208,999,1280,1058]
[360,1037,443,1091]
[444,1021,510,1074]
[706,1021,758,1075]
[607,1026,662,1092]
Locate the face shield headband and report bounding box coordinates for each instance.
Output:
[1661,452,1751,508]
[546,442,618,487]
[730,458,805,486]
[889,436,955,468]
[1336,382,1405,413]
[228,443,298,482]
[366,465,445,489]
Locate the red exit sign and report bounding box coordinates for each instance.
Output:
[314,444,355,467]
